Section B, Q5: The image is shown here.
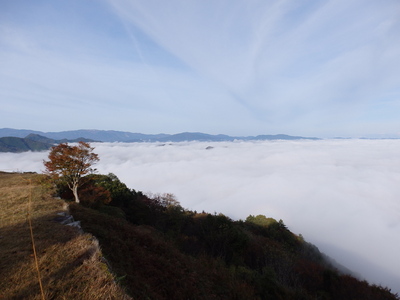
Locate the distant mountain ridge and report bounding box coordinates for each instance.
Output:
[0,136,51,153]
[0,133,95,153]
[0,128,320,143]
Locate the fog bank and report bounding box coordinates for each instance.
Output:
[1,139,399,293]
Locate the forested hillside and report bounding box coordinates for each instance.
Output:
[1,171,398,299]
[63,173,398,300]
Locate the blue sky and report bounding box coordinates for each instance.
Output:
[1,0,399,137]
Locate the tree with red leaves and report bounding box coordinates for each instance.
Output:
[44,142,99,203]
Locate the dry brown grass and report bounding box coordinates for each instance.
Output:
[0,172,131,300]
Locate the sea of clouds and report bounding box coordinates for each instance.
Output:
[1,139,399,293]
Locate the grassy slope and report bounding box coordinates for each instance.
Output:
[0,172,130,300]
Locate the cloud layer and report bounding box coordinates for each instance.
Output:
[1,139,399,292]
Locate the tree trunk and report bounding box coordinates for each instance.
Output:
[72,183,80,203]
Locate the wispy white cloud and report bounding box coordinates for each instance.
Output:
[107,0,400,135]
[2,140,399,292]
[0,1,261,134]
[0,48,254,133]
[1,0,400,136]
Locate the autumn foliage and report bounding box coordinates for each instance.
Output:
[44,142,99,203]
